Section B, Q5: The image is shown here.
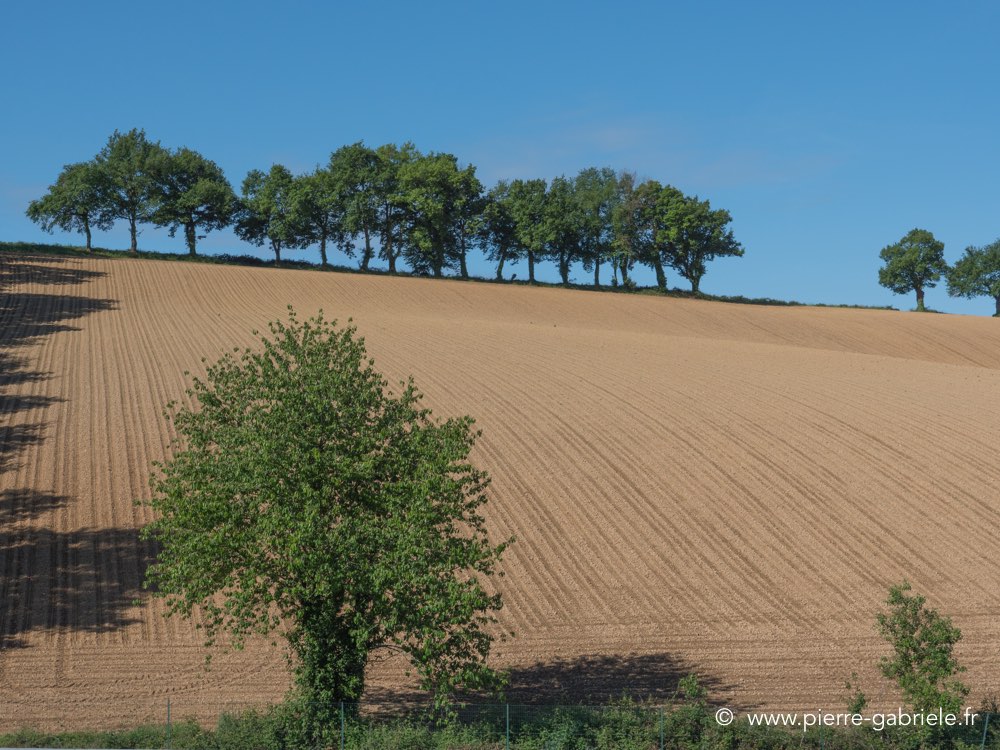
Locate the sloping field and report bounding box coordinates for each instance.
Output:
[3,252,1000,730]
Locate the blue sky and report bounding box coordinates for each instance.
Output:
[3,1,999,314]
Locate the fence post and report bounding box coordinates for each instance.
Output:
[981,712,991,750]
[505,703,510,750]
[659,706,664,750]
[165,698,171,750]
[339,701,345,750]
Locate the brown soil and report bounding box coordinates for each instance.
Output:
[3,253,1000,730]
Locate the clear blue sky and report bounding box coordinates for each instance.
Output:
[4,1,999,314]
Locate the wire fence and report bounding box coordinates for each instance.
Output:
[6,698,1000,750]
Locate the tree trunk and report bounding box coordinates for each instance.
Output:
[360,228,372,270]
[528,251,535,283]
[620,261,629,284]
[184,221,197,256]
[559,255,569,285]
[995,295,1000,318]
[691,275,701,295]
[294,606,367,745]
[459,251,468,279]
[915,286,925,312]
[319,235,329,267]
[129,215,138,254]
[495,251,506,280]
[272,239,282,265]
[84,217,92,252]
[385,225,396,272]
[594,258,601,287]
[654,257,666,291]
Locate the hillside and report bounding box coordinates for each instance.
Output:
[2,251,1000,730]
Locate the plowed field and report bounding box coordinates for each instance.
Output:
[3,252,1000,730]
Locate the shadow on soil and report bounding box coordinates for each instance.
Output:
[0,254,116,474]
[0,257,142,648]
[0,489,155,648]
[503,651,741,706]
[363,651,753,712]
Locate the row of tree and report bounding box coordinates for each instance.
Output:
[878,228,1000,315]
[27,129,744,292]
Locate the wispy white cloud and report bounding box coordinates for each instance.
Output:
[462,111,846,194]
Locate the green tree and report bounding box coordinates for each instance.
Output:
[150,147,236,256]
[234,165,303,264]
[876,581,968,715]
[96,128,168,254]
[374,142,417,273]
[506,178,548,283]
[574,167,619,287]
[878,229,948,312]
[662,194,743,294]
[328,142,381,270]
[946,239,1000,316]
[609,170,642,287]
[26,161,112,251]
[634,181,683,291]
[288,168,348,267]
[398,152,484,278]
[544,176,582,285]
[143,310,510,739]
[481,180,518,280]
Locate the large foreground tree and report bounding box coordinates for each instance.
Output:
[947,239,1000,316]
[878,228,948,312]
[143,310,510,737]
[26,161,112,251]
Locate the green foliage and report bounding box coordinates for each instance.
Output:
[329,142,382,270]
[373,142,418,273]
[876,581,969,716]
[543,176,582,285]
[234,164,303,263]
[609,170,642,286]
[143,309,510,740]
[288,168,349,266]
[656,190,743,294]
[878,229,949,311]
[505,178,549,283]
[397,151,484,278]
[149,147,237,255]
[947,239,1000,316]
[573,167,620,287]
[481,179,518,280]
[0,720,206,749]
[96,128,169,253]
[25,161,112,251]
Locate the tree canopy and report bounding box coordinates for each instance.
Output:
[946,239,1000,316]
[26,161,112,251]
[878,228,948,312]
[234,164,303,264]
[150,147,236,255]
[96,128,168,254]
[27,130,749,295]
[143,310,510,737]
[876,582,968,717]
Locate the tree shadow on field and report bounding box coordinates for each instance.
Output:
[362,651,754,713]
[0,490,156,648]
[0,256,134,648]
[504,651,745,707]
[0,254,116,476]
